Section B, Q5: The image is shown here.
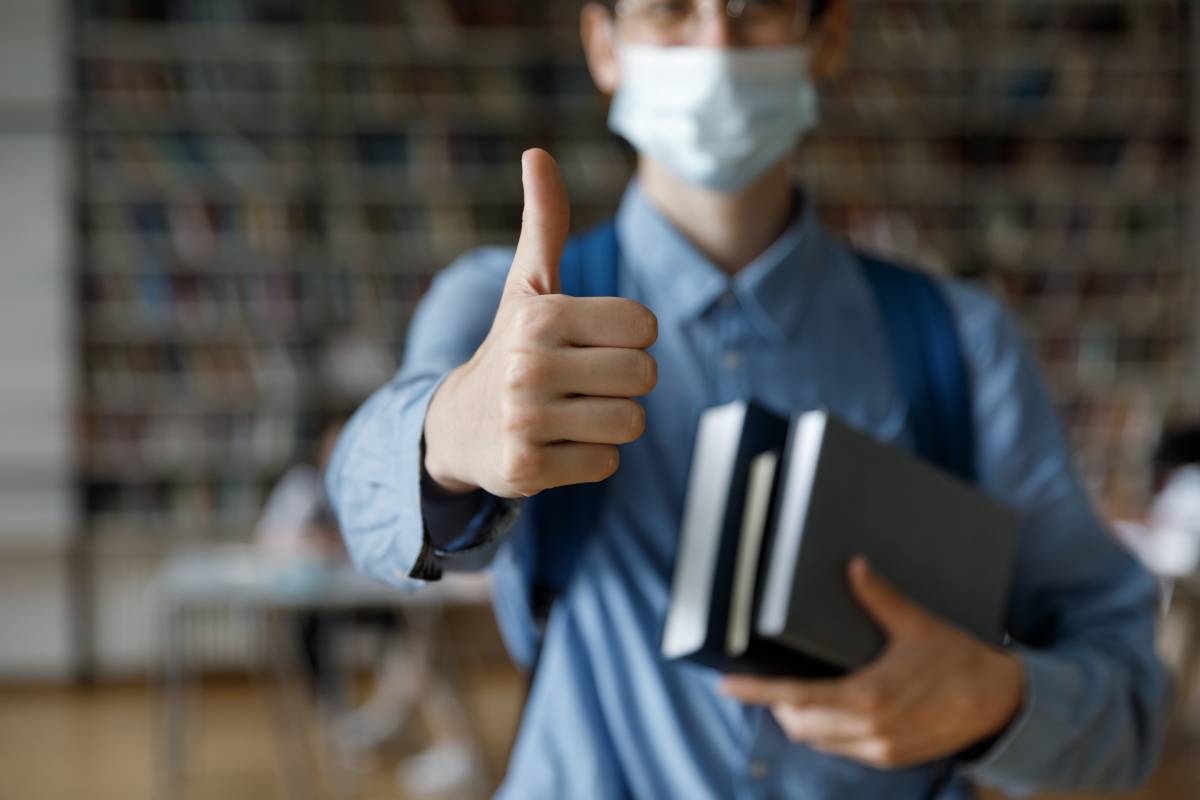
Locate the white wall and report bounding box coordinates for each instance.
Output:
[0,0,76,679]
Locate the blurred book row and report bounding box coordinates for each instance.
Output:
[75,0,1195,541]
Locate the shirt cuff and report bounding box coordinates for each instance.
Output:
[327,373,450,584]
[429,494,522,574]
[415,430,523,578]
[960,646,1083,792]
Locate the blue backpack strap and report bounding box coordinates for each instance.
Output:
[857,253,976,482]
[490,221,620,670]
[560,221,620,298]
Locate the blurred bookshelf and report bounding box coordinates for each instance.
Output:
[73,0,1196,552]
[804,0,1197,512]
[73,0,630,548]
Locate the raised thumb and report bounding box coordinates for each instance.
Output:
[506,148,569,297]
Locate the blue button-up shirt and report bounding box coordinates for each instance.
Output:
[327,181,1167,798]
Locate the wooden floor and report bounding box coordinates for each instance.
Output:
[2,667,1197,799]
[0,667,524,800]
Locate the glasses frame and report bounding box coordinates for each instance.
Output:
[613,0,809,34]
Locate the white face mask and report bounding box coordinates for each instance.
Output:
[608,45,820,192]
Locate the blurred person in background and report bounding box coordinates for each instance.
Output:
[1113,423,1200,581]
[1148,424,1200,714]
[255,410,357,710]
[1115,422,1200,732]
[327,1,1169,797]
[1152,424,1200,516]
[256,409,440,758]
[256,411,348,569]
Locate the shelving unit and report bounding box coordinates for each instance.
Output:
[73,0,625,555]
[74,0,1195,553]
[804,0,1195,511]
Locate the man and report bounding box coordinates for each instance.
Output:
[327,0,1169,796]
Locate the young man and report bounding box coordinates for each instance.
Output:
[327,1,1168,796]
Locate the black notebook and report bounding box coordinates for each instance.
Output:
[662,402,1017,677]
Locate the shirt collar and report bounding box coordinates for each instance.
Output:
[613,179,827,345]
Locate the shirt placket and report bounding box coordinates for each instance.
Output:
[708,290,756,403]
[738,703,790,799]
[699,291,778,798]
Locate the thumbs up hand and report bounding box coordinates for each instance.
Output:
[423,149,659,498]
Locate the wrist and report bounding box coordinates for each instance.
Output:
[982,647,1025,739]
[423,368,478,495]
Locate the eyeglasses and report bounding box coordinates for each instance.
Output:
[614,0,809,41]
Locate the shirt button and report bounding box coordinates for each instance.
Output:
[719,290,736,308]
[722,349,741,370]
[749,760,769,780]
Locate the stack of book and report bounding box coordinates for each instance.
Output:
[662,401,1017,676]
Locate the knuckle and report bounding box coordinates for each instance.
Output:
[517,297,567,338]
[500,399,545,437]
[504,351,552,391]
[861,739,891,768]
[787,687,810,707]
[873,739,902,768]
[858,685,888,714]
[862,715,890,739]
[499,443,544,489]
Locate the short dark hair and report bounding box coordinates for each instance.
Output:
[602,1,832,22]
[1153,424,1200,490]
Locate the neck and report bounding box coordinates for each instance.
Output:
[637,158,796,275]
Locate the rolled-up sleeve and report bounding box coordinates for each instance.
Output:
[325,246,517,583]
[944,282,1170,794]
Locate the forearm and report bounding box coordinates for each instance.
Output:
[943,283,1170,793]
[327,367,521,582]
[325,373,440,581]
[965,564,1168,793]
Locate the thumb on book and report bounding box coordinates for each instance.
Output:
[847,556,928,636]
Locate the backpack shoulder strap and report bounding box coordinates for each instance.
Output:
[857,253,977,483]
[491,221,621,670]
[528,220,620,595]
[560,220,620,297]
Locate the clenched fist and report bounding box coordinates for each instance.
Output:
[422,149,659,498]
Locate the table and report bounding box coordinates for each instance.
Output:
[155,545,494,800]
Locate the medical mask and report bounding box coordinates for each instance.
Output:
[608,44,820,192]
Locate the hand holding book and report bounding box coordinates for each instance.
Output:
[720,557,1024,769]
